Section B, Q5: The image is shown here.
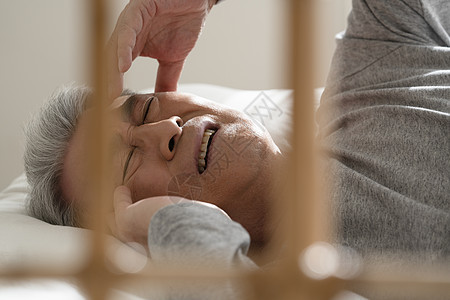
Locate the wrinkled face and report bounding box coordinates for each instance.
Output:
[61,92,281,242]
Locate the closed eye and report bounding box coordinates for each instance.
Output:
[122,96,154,183]
[142,97,154,123]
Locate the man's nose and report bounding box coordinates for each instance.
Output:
[127,116,183,161]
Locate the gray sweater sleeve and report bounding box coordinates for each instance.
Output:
[318,0,450,261]
[346,0,450,46]
[147,202,255,299]
[148,202,255,267]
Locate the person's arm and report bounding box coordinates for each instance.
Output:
[319,0,450,262]
[148,201,255,269]
[321,0,450,95]
[107,0,218,99]
[149,202,255,299]
[345,0,449,46]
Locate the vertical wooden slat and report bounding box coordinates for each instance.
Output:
[83,0,112,299]
[250,1,333,299]
[287,0,320,260]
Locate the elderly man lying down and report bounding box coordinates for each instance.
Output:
[25,88,282,254]
[24,0,449,282]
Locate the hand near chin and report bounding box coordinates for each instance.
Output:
[110,185,179,248]
[107,0,216,98]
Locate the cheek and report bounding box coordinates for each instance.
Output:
[129,165,173,201]
[199,134,274,205]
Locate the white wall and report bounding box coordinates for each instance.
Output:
[0,0,351,189]
[0,0,90,189]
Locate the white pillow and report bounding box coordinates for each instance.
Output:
[0,173,90,271]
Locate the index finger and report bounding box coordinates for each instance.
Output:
[106,3,141,100]
[155,60,185,93]
[106,33,125,100]
[116,23,139,73]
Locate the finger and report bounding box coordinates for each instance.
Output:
[155,60,186,93]
[113,185,133,214]
[107,4,143,99]
[117,24,137,73]
[108,69,124,100]
[116,2,145,72]
[106,33,124,100]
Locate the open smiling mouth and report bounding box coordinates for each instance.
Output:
[198,129,216,174]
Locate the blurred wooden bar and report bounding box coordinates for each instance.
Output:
[288,0,321,257]
[251,0,334,299]
[84,0,112,299]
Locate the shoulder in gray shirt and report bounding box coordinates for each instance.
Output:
[317,0,450,260]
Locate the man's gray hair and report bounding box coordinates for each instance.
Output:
[24,84,90,227]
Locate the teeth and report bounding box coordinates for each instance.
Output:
[198,129,216,173]
[198,158,205,167]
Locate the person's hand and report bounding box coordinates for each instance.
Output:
[107,0,217,98]
[110,185,181,247]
